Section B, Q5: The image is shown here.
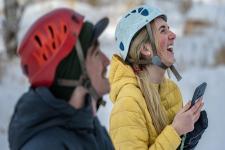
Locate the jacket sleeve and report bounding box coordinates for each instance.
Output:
[109,97,181,150]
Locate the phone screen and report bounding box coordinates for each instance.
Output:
[191,82,207,107]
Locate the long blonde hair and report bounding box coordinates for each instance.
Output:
[128,21,168,134]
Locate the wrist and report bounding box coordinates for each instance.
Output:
[172,123,182,136]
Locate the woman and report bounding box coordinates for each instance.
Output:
[109,5,204,150]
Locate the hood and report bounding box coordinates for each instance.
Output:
[8,87,94,150]
[109,55,138,103]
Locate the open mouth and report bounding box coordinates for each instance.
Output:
[102,68,108,79]
[167,45,174,53]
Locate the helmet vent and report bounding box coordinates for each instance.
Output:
[71,15,79,23]
[141,9,149,16]
[125,14,130,18]
[64,25,67,33]
[131,10,136,13]
[42,54,47,61]
[52,42,56,50]
[138,7,143,13]
[120,42,125,51]
[48,26,54,38]
[35,35,42,47]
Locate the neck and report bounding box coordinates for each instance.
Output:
[146,65,166,84]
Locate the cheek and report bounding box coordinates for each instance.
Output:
[158,37,167,50]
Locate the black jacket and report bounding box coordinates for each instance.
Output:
[8,87,114,150]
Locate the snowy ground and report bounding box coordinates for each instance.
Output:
[1,0,225,150]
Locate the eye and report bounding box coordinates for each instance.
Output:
[160,27,169,34]
[95,50,100,56]
[160,29,166,33]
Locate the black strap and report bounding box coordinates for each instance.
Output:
[170,65,182,81]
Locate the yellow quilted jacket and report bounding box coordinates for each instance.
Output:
[109,55,183,150]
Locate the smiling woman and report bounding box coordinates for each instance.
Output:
[152,17,176,67]
[109,4,206,150]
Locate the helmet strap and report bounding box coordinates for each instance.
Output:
[76,38,86,74]
[146,23,157,56]
[56,39,105,104]
[146,23,168,68]
[75,39,104,101]
[57,75,106,107]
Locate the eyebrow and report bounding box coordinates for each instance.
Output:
[158,25,169,31]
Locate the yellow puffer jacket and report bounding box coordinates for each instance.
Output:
[109,55,183,150]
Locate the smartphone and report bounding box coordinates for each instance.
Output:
[191,82,207,107]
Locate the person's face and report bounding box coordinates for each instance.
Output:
[85,41,110,97]
[153,17,176,66]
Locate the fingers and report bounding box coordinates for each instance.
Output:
[180,101,192,113]
[193,102,204,122]
[190,99,203,114]
[193,112,201,123]
[87,44,94,55]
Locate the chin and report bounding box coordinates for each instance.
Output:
[168,57,175,65]
[97,81,110,97]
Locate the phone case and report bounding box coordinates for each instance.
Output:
[191,82,207,106]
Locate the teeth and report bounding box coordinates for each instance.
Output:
[103,70,107,78]
[168,45,173,49]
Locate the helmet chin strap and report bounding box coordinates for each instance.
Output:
[57,39,106,107]
[146,24,182,81]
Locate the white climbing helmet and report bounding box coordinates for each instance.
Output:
[115,5,167,61]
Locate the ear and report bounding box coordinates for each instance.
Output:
[140,43,152,57]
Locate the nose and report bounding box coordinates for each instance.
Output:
[169,30,176,41]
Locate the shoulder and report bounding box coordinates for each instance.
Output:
[110,85,146,128]
[21,127,73,150]
[113,84,145,112]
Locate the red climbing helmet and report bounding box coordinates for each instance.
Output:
[18,8,84,87]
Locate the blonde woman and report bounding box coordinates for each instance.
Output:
[109,5,207,150]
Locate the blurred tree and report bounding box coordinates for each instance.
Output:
[215,45,225,66]
[179,0,192,14]
[88,0,98,6]
[3,0,76,59]
[3,0,36,58]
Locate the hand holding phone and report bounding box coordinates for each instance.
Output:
[191,82,207,107]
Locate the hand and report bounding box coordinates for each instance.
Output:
[69,86,87,109]
[183,110,208,150]
[172,99,204,136]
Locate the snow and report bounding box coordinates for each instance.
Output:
[1,0,225,150]
[177,66,225,150]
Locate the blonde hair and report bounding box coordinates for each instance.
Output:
[128,21,168,134]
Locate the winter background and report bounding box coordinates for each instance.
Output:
[0,0,225,149]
